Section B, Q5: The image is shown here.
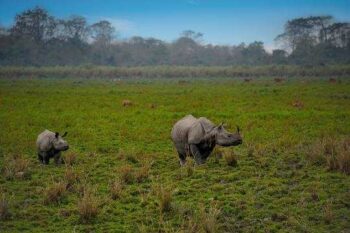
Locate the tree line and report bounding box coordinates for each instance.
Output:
[0,7,349,66]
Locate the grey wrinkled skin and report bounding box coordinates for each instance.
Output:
[171,115,242,165]
[36,130,69,165]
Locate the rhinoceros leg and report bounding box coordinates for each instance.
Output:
[37,153,44,164]
[174,143,187,166]
[54,152,63,165]
[178,152,186,166]
[43,154,50,165]
[190,144,205,165]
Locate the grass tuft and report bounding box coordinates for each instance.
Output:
[156,186,173,213]
[119,165,134,184]
[77,187,99,222]
[185,159,195,177]
[64,167,79,190]
[63,152,77,166]
[307,137,350,174]
[44,181,66,204]
[3,155,30,180]
[110,179,124,200]
[199,203,221,233]
[323,201,334,224]
[0,192,10,220]
[135,162,150,183]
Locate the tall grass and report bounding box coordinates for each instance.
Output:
[307,137,350,174]
[1,65,350,79]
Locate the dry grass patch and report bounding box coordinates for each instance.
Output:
[119,165,134,184]
[185,159,195,177]
[307,137,350,174]
[156,186,173,213]
[110,179,124,200]
[64,167,79,190]
[122,99,132,107]
[63,152,77,166]
[77,188,99,222]
[212,147,223,164]
[3,155,30,180]
[291,99,304,109]
[135,163,150,183]
[44,181,66,204]
[199,203,221,233]
[0,192,10,220]
[179,203,221,233]
[323,200,334,224]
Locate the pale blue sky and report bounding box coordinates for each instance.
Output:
[0,0,349,49]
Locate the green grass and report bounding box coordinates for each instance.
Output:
[0,77,350,232]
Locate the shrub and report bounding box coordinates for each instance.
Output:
[77,188,99,222]
[44,181,66,204]
[223,150,238,167]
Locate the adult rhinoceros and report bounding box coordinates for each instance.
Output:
[171,115,242,165]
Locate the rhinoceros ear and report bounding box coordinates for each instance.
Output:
[188,122,205,144]
[55,132,59,138]
[62,132,68,137]
[236,125,240,133]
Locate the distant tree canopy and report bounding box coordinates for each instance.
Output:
[0,7,349,66]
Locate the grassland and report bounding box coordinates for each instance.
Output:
[0,77,350,232]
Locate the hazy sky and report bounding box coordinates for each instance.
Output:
[0,0,349,49]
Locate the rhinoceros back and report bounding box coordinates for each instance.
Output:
[36,129,54,152]
[171,115,197,143]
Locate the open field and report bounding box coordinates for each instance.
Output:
[0,77,350,232]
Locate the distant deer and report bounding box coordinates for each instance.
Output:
[122,100,133,107]
[274,78,284,83]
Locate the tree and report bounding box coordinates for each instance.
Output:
[62,16,89,42]
[90,20,115,45]
[326,23,350,48]
[181,30,203,43]
[10,6,56,43]
[242,41,269,65]
[275,16,333,51]
[271,49,288,64]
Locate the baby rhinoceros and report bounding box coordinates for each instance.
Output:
[36,130,69,165]
[171,115,242,165]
